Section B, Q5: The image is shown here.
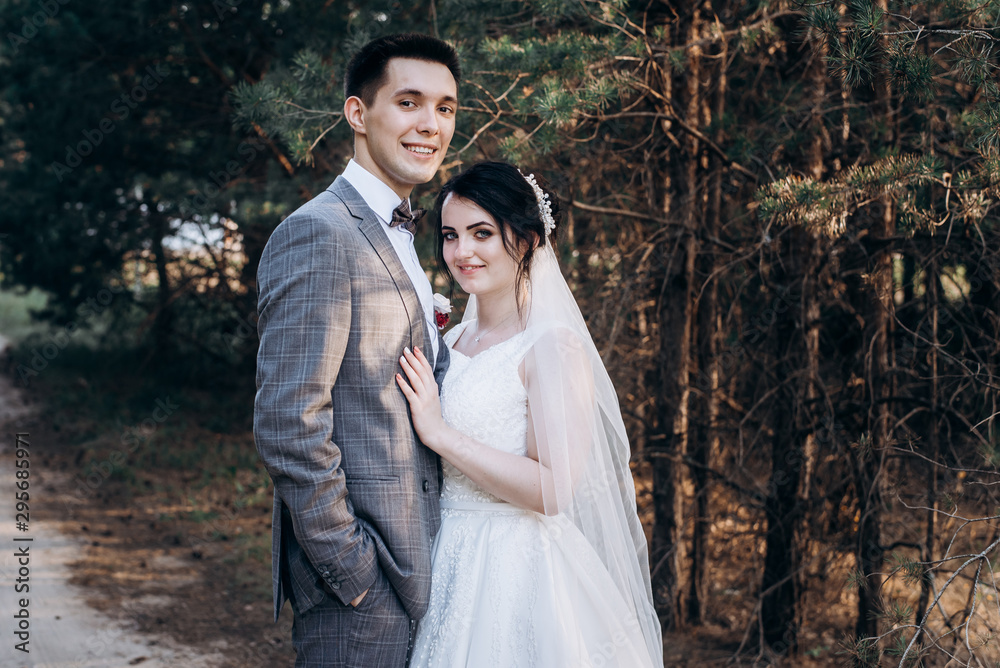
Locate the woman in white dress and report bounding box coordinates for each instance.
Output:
[396,161,663,668]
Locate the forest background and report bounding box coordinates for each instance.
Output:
[1,0,999,665]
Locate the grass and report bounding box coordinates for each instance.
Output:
[224,532,275,603]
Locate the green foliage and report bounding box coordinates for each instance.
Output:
[886,38,934,102]
[664,48,687,73]
[828,25,881,89]
[807,4,842,40]
[969,102,1000,154]
[0,1,325,360]
[889,551,927,587]
[883,631,915,659]
[523,0,589,21]
[231,49,345,165]
[756,154,941,236]
[880,599,912,626]
[838,634,882,667]
[955,39,999,97]
[850,0,885,36]
[979,434,1000,468]
[533,77,578,127]
[847,567,871,591]
[230,79,290,130]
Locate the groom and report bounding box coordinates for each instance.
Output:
[253,34,459,666]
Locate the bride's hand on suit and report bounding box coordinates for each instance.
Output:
[397,346,550,514]
[396,347,448,447]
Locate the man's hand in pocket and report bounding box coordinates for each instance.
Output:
[350,588,369,607]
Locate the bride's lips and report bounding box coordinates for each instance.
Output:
[456,263,484,275]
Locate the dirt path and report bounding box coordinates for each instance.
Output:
[0,335,227,668]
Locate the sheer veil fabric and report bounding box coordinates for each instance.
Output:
[461,242,664,667]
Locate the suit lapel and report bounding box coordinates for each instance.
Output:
[330,177,428,352]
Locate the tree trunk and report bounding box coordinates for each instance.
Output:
[760,227,818,654]
[760,35,829,653]
[686,31,726,628]
[151,212,173,352]
[856,0,895,639]
[649,0,702,629]
[854,202,895,642]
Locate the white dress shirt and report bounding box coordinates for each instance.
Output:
[340,159,439,360]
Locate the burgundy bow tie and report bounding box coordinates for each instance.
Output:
[390,200,424,233]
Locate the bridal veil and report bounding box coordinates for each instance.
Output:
[462,241,664,667]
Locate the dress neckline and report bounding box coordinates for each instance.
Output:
[448,320,527,360]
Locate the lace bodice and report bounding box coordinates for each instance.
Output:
[439,322,530,504]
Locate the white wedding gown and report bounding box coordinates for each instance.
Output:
[410,322,656,668]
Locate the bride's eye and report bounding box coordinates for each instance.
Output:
[474,230,491,239]
[442,231,457,241]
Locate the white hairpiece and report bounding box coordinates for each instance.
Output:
[519,170,555,238]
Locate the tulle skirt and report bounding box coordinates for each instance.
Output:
[409,499,656,668]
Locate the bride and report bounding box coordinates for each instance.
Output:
[396,161,663,667]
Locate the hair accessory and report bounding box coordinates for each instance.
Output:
[519,170,555,238]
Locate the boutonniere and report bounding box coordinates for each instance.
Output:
[433,293,452,330]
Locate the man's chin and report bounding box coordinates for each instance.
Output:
[398,160,447,184]
[409,166,445,185]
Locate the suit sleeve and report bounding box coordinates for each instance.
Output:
[253,213,378,606]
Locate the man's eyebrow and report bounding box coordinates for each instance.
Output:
[392,88,458,105]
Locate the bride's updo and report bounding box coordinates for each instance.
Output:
[432,161,562,293]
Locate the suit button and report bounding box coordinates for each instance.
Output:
[321,570,331,579]
[331,582,340,590]
[422,479,429,492]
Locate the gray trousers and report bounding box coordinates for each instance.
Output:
[291,568,413,667]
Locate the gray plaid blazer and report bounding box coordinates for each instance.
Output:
[254,176,448,623]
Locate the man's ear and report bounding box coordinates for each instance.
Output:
[344,96,366,136]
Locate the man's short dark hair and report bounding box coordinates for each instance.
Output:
[345,33,461,105]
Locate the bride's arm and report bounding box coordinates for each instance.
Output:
[397,337,594,516]
[397,346,550,513]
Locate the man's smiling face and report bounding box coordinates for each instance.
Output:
[350,57,458,198]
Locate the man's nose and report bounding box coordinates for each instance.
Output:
[416,106,439,135]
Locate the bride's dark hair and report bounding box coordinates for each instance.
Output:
[432,161,561,306]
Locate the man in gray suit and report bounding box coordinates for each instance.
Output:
[253,34,459,667]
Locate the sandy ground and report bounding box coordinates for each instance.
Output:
[0,334,227,668]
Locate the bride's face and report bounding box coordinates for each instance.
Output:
[441,194,520,299]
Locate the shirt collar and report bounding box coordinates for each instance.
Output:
[340,159,407,225]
